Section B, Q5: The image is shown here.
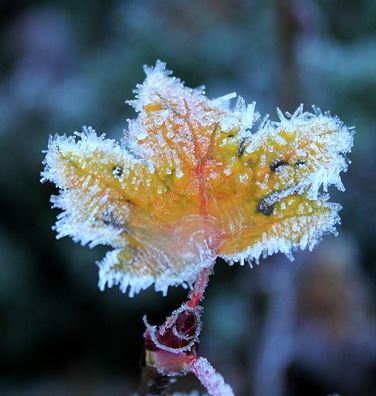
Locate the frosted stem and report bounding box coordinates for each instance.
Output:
[187,264,213,308]
[190,357,235,396]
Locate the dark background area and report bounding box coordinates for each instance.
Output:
[1,0,376,395]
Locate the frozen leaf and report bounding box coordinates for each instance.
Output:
[42,61,353,296]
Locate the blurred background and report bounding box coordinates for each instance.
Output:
[1,0,376,395]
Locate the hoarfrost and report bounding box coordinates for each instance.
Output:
[143,304,203,354]
[42,61,354,296]
[190,357,234,396]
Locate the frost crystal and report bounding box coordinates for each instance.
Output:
[190,357,234,396]
[42,61,353,296]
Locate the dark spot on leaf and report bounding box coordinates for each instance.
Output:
[237,137,250,157]
[295,160,306,166]
[101,209,128,230]
[270,159,288,172]
[112,166,123,178]
[257,198,275,216]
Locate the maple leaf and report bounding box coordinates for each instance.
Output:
[41,61,353,296]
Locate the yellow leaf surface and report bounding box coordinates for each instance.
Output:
[42,61,353,295]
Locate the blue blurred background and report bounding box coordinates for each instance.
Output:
[1,1,376,395]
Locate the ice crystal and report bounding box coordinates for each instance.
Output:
[42,61,353,296]
[190,357,234,396]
